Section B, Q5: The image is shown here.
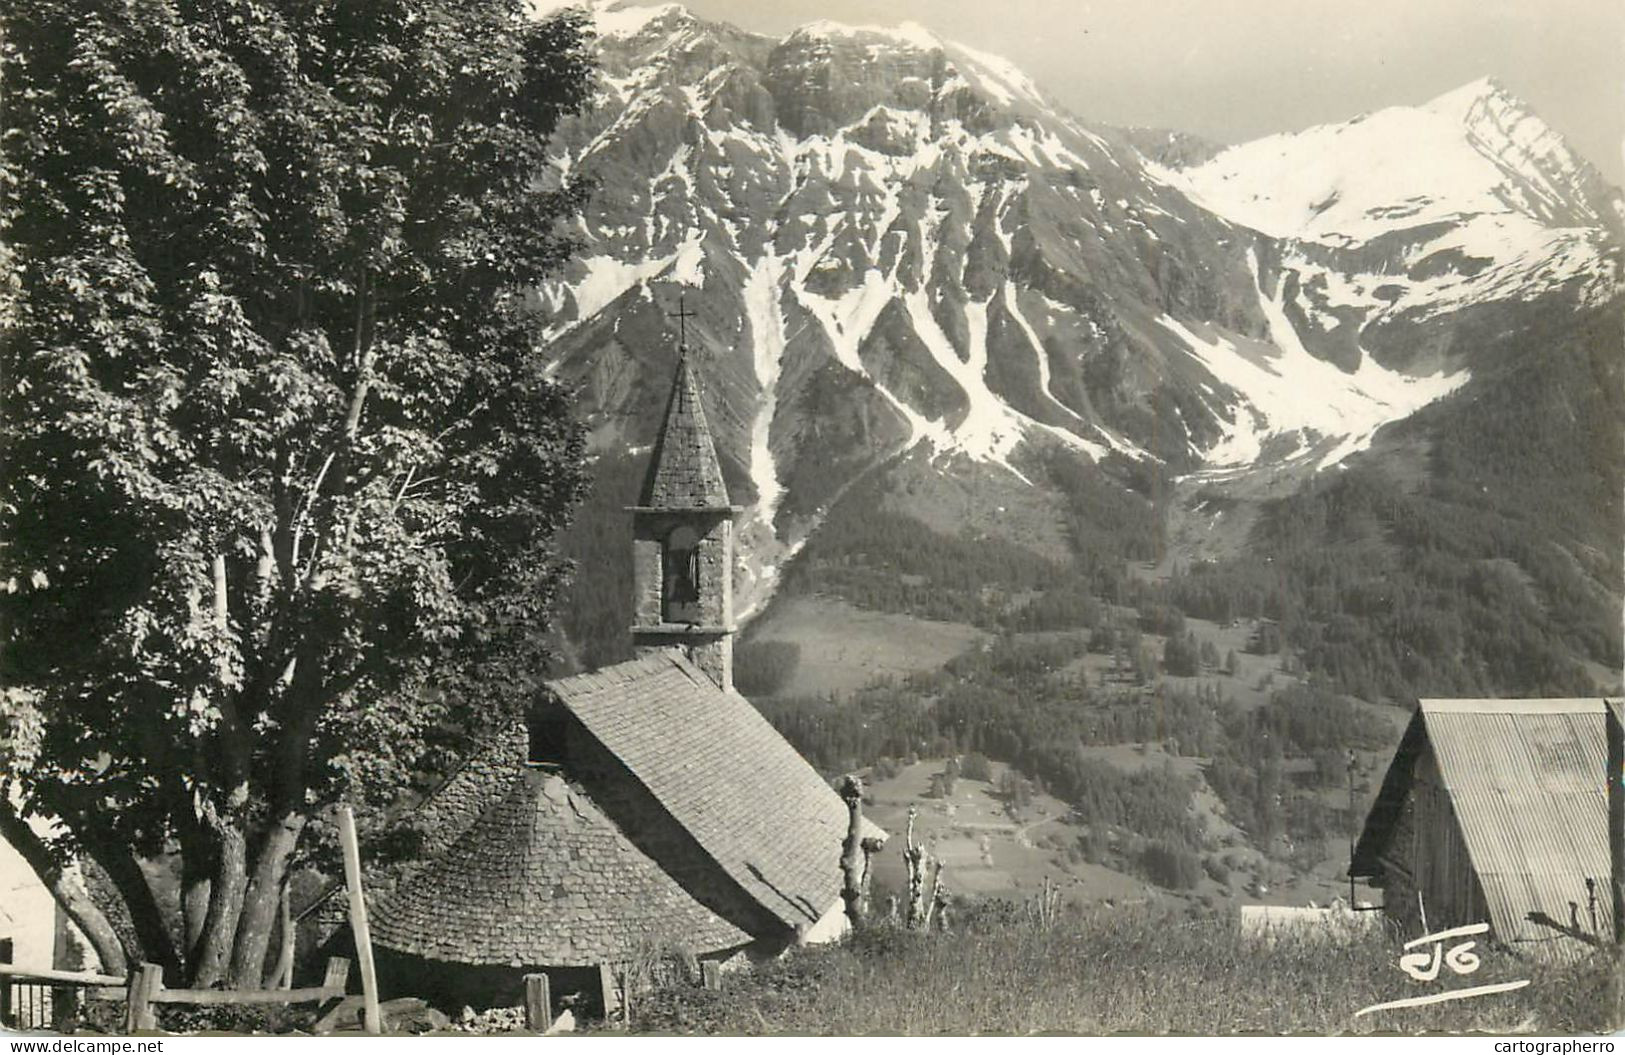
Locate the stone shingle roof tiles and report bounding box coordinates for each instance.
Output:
[549,650,885,934]
[409,720,529,859]
[370,653,887,966]
[638,352,732,510]
[370,768,750,966]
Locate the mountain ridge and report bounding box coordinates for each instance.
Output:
[540,1,1616,473]
[536,0,1622,693]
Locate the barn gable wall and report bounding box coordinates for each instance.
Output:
[1377,743,1488,937]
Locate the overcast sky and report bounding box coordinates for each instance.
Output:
[671,0,1624,185]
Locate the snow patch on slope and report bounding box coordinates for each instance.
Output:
[742,254,787,532]
[1161,251,1470,470]
[541,234,705,343]
[944,40,1048,109]
[791,271,954,454]
[908,293,1029,480]
[795,269,891,374]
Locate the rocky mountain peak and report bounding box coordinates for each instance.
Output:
[784,18,944,51]
[1419,74,1518,120]
[573,0,696,41]
[1172,76,1620,245]
[536,2,1620,611]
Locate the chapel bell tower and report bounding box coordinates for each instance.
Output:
[628,320,742,691]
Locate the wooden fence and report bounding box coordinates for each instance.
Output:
[0,939,128,1031]
[0,957,350,1033]
[125,958,352,1032]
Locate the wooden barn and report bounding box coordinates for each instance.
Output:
[1349,698,1620,964]
[365,347,884,1014]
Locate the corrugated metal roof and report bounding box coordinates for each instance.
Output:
[1421,698,1612,964]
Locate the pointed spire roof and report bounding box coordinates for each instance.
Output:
[637,349,733,510]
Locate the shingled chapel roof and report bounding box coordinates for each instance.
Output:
[370,767,750,967]
[548,650,886,934]
[637,351,733,510]
[365,332,885,972]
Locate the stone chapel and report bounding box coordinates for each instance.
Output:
[366,344,884,1013]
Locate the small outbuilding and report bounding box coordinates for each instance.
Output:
[1350,698,1619,963]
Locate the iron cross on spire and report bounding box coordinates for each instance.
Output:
[667,294,697,350]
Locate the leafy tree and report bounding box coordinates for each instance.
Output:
[997,768,1033,811]
[1,0,594,987]
[1132,641,1159,684]
[1162,631,1200,677]
[959,750,992,782]
[1139,840,1201,890]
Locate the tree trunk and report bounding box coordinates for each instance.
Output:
[0,806,128,976]
[78,839,180,979]
[179,831,215,974]
[903,807,929,929]
[190,820,248,989]
[182,877,212,952]
[228,811,307,989]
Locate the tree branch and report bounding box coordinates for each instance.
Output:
[0,804,129,976]
[290,452,336,572]
[343,266,375,443]
[210,553,252,791]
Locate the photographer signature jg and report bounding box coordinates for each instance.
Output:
[1355,922,1531,1017]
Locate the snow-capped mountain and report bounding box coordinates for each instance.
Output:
[1164,77,1622,334]
[536,1,1623,596]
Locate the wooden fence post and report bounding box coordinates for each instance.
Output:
[700,961,721,992]
[523,974,551,1033]
[1607,700,1622,946]
[337,806,381,1035]
[272,883,295,989]
[321,957,351,998]
[1,937,13,1028]
[839,775,866,929]
[124,963,161,1033]
[595,963,618,1023]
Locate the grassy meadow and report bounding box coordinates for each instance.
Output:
[633,909,1622,1036]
